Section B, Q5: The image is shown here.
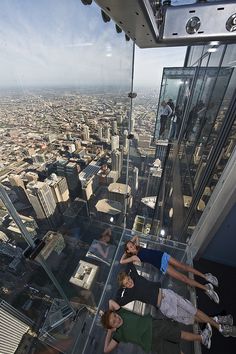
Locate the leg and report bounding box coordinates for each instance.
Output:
[169,257,206,280]
[181,331,202,342]
[159,288,197,325]
[194,309,219,331]
[160,116,166,136]
[166,265,207,291]
[159,117,164,136]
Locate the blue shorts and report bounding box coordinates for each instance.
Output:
[160,252,170,274]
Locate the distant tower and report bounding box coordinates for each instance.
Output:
[98,126,103,141]
[111,150,122,177]
[117,115,123,124]
[0,299,33,354]
[111,135,119,151]
[75,140,81,150]
[112,120,118,134]
[26,181,60,228]
[133,166,139,191]
[104,125,111,142]
[66,132,72,140]
[123,130,129,153]
[82,125,90,141]
[130,117,135,132]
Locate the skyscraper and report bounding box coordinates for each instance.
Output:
[123,129,129,153]
[133,166,139,191]
[45,174,70,212]
[26,181,60,228]
[56,161,80,198]
[111,135,119,151]
[130,117,135,132]
[0,299,33,354]
[65,162,80,198]
[104,125,111,142]
[82,125,90,141]
[112,120,118,134]
[111,150,122,177]
[98,125,103,141]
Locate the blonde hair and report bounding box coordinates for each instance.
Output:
[117,271,128,287]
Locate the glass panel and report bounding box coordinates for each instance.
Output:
[0,0,134,352]
[152,42,236,242]
[0,0,133,228]
[154,67,195,140]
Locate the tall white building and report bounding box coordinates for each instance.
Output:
[111,135,119,151]
[123,129,129,153]
[130,117,135,132]
[98,125,103,141]
[45,174,70,212]
[0,299,32,354]
[133,166,139,191]
[112,120,118,134]
[111,150,123,177]
[82,125,90,141]
[26,181,60,227]
[104,125,111,142]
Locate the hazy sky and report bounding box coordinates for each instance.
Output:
[0,0,187,89]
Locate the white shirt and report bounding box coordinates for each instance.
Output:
[160,104,172,117]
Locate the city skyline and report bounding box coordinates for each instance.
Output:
[0,0,187,89]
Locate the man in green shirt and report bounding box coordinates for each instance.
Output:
[101,300,212,353]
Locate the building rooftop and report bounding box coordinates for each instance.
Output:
[108,182,131,195]
[95,199,122,215]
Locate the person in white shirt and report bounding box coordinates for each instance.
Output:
[159,101,172,138]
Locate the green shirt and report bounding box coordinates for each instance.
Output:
[112,308,152,352]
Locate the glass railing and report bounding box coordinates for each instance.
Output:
[151,43,236,242]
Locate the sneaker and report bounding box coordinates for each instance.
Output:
[205,273,219,287]
[214,314,233,326]
[201,323,212,349]
[219,324,236,337]
[205,284,219,304]
[205,283,214,291]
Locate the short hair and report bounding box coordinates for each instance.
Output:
[101,310,113,329]
[124,240,139,255]
[117,271,128,287]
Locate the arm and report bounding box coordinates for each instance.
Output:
[131,235,139,245]
[93,242,109,258]
[120,253,140,265]
[104,329,118,353]
[126,262,138,277]
[108,299,120,311]
[167,105,173,117]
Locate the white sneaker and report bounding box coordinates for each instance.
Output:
[205,273,218,287]
[214,314,233,326]
[205,284,219,304]
[219,324,236,337]
[201,323,212,349]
